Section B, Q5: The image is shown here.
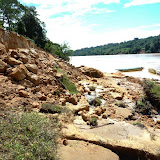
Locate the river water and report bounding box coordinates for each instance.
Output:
[70,53,160,80]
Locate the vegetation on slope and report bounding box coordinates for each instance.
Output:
[74,36,160,56]
[0,112,58,160]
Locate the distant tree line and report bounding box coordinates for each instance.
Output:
[0,0,72,61]
[74,36,160,56]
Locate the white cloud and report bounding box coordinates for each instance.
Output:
[124,0,160,7]
[18,0,160,50]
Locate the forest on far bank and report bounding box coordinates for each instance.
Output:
[73,35,160,56]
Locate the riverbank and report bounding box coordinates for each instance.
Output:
[0,41,160,159]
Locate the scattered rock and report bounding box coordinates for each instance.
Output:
[82,112,90,122]
[19,90,28,98]
[111,92,124,100]
[0,60,8,72]
[6,57,22,65]
[66,95,78,105]
[10,64,28,81]
[25,64,38,74]
[27,73,40,85]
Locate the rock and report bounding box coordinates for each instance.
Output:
[115,107,133,119]
[55,72,63,78]
[156,121,160,125]
[10,50,19,59]
[0,60,8,72]
[74,97,89,112]
[19,54,28,64]
[19,90,28,98]
[66,95,78,105]
[10,64,28,81]
[91,114,99,119]
[95,107,103,116]
[82,112,90,122]
[39,94,47,101]
[111,92,123,100]
[19,79,33,87]
[102,113,108,119]
[27,73,40,85]
[6,57,22,65]
[80,67,103,78]
[25,64,38,74]
[17,85,25,91]
[32,101,39,108]
[63,139,68,146]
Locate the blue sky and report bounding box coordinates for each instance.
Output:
[18,0,160,50]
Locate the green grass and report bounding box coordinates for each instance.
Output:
[133,121,145,128]
[55,65,61,73]
[60,74,78,94]
[0,112,58,160]
[92,97,102,106]
[89,117,98,126]
[40,103,62,114]
[115,101,126,108]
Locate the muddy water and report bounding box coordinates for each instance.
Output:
[70,53,160,80]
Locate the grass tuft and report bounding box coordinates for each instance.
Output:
[40,103,62,114]
[60,74,78,94]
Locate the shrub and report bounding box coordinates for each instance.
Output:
[91,97,102,106]
[133,121,145,128]
[135,98,153,115]
[115,101,126,108]
[89,117,98,126]
[40,103,62,114]
[143,80,160,109]
[88,86,96,91]
[0,112,58,160]
[60,74,78,94]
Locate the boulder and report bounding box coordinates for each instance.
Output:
[10,50,19,59]
[19,54,28,64]
[74,97,89,112]
[0,60,8,72]
[80,67,103,78]
[82,112,90,122]
[27,72,40,85]
[10,64,28,81]
[111,92,124,100]
[25,64,38,74]
[66,95,78,105]
[19,90,28,98]
[6,57,22,65]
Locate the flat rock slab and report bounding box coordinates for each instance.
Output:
[79,119,145,140]
[58,140,119,160]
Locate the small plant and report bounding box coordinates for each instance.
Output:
[55,65,61,73]
[60,74,78,94]
[0,112,58,160]
[115,101,126,108]
[143,80,160,109]
[135,98,153,115]
[40,103,62,114]
[89,117,98,126]
[133,121,145,128]
[91,97,102,106]
[88,85,96,91]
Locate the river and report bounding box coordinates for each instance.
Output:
[70,53,160,80]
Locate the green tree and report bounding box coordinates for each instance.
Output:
[17,6,47,48]
[0,0,24,30]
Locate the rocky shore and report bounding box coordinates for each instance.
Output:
[0,34,160,160]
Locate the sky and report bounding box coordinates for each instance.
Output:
[18,0,160,50]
